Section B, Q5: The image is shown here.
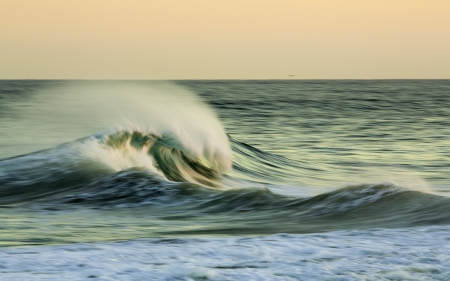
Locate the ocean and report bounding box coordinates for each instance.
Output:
[0,80,450,280]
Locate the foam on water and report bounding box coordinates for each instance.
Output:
[1,226,449,280]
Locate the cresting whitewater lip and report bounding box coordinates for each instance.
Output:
[0,81,232,163]
[92,130,226,187]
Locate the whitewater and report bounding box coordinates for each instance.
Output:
[1,80,450,280]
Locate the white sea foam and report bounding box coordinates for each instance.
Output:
[1,225,449,280]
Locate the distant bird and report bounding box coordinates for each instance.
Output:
[288,75,295,77]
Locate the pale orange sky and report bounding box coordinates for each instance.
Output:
[1,0,449,79]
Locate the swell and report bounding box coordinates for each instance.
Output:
[0,132,307,205]
[0,129,230,205]
[47,172,450,233]
[229,136,323,186]
[1,132,450,234]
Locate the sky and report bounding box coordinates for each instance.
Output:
[1,0,450,79]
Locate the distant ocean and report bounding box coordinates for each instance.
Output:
[1,80,450,280]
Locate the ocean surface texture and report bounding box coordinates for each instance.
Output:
[1,80,450,280]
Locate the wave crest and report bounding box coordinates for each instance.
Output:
[84,129,231,187]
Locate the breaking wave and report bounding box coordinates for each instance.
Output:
[2,133,450,235]
[84,129,231,187]
[1,81,450,235]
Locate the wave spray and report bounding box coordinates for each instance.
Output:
[3,81,231,185]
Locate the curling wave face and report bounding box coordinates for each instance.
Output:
[87,129,230,187]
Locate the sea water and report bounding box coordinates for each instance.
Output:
[0,80,450,280]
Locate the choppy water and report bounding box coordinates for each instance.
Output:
[1,80,450,280]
